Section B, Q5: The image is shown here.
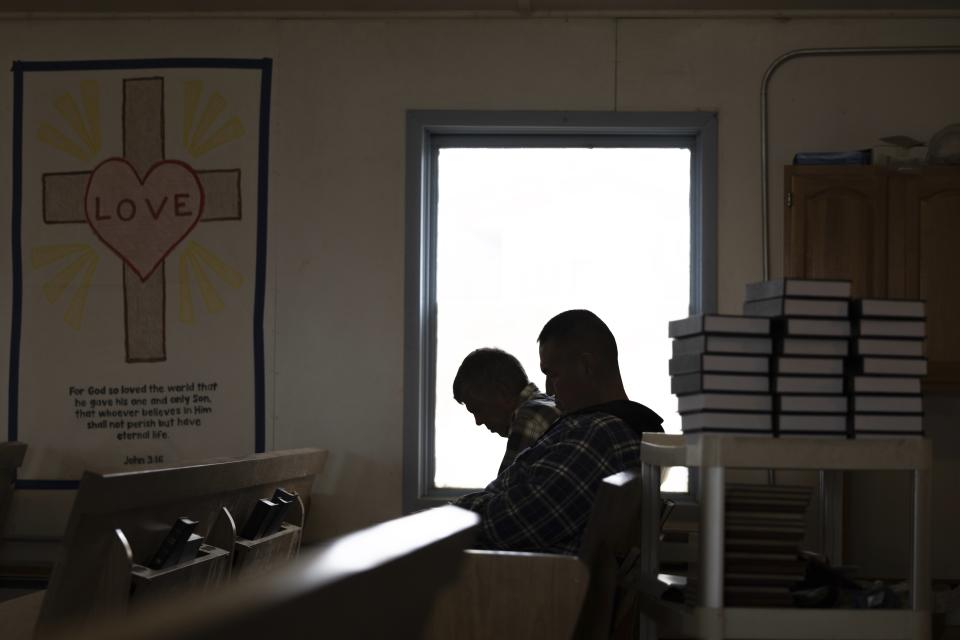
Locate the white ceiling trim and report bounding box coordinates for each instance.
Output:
[2,8,960,19]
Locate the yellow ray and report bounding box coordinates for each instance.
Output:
[38,123,89,162]
[189,91,226,153]
[63,253,98,330]
[54,93,96,153]
[79,80,101,154]
[31,244,89,269]
[188,251,225,313]
[189,241,243,288]
[190,116,244,157]
[179,252,196,325]
[42,250,94,304]
[183,80,202,150]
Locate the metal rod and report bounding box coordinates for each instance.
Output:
[700,465,726,610]
[760,45,960,280]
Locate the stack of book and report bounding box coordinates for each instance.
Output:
[667,314,773,435]
[743,279,852,437]
[685,483,812,607]
[725,483,812,606]
[851,299,926,436]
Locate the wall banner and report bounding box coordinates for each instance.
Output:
[9,58,271,487]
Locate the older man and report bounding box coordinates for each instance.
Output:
[453,348,561,474]
[454,309,663,553]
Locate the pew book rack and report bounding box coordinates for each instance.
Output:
[231,497,305,578]
[131,543,232,602]
[636,433,932,640]
[3,448,328,639]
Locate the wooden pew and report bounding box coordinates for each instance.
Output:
[0,443,27,536]
[423,469,644,640]
[0,448,326,638]
[56,505,479,640]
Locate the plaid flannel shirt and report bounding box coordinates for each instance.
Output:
[454,400,663,554]
[499,383,562,474]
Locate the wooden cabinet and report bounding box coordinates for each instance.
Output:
[785,166,960,583]
[785,165,960,389]
[785,166,888,299]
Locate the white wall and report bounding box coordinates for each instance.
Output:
[1,14,958,576]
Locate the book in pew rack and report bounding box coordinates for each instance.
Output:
[147,517,200,570]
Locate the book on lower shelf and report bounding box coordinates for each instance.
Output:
[684,482,813,608]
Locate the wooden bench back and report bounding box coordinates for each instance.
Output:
[422,469,644,640]
[58,505,479,640]
[37,448,327,637]
[574,468,644,640]
[0,442,27,536]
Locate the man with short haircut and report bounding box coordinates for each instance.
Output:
[454,310,663,553]
[453,348,561,474]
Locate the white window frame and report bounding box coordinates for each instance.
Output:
[403,111,718,512]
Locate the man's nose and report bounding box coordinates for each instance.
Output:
[475,416,483,426]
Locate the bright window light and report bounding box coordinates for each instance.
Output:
[434,147,690,492]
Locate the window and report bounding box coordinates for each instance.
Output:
[404,112,717,511]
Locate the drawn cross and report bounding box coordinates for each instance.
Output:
[41,77,242,363]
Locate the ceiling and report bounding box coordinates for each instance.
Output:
[0,0,958,14]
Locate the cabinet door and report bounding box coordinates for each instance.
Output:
[890,168,960,388]
[784,167,887,298]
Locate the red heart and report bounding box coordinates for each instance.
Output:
[84,158,205,281]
